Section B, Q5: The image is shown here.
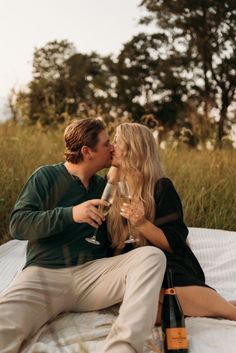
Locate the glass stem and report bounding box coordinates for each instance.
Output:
[93,227,99,238]
[127,219,132,237]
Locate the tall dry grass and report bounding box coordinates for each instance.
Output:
[1,120,236,243]
[0,121,64,243]
[162,148,236,231]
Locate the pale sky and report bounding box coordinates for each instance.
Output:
[0,0,147,98]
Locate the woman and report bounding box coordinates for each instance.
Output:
[108,122,236,323]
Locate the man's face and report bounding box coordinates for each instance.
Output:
[90,129,114,170]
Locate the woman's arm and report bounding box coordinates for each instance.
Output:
[135,219,173,252]
[120,178,188,253]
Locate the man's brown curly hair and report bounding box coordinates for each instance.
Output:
[64,118,106,163]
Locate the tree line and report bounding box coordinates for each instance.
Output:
[11,0,236,148]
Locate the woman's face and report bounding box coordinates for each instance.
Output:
[111,132,124,167]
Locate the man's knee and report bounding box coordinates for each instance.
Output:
[131,246,166,268]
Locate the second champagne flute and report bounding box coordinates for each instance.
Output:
[85,182,116,245]
[118,181,139,244]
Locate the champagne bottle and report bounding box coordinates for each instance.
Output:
[161,268,189,353]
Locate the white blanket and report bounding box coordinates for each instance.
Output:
[1,227,236,353]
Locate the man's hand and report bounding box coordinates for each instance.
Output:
[72,199,108,228]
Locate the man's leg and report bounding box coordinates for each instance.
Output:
[0,266,72,353]
[72,246,166,353]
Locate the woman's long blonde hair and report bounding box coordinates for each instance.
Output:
[107,123,164,249]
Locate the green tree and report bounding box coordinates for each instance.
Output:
[116,33,188,130]
[140,0,236,146]
[64,52,117,114]
[20,40,118,125]
[32,40,76,81]
[26,40,76,125]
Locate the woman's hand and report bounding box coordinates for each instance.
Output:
[120,197,173,252]
[120,199,146,227]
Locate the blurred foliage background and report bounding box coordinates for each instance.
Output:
[8,0,236,148]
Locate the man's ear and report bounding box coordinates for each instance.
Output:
[81,146,93,160]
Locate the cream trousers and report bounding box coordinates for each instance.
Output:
[0,246,166,353]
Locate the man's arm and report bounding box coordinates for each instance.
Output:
[9,168,74,241]
[10,167,107,241]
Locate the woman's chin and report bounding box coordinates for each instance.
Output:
[111,159,120,168]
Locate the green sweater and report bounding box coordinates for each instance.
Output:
[10,163,111,268]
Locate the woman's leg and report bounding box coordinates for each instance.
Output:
[156,286,236,324]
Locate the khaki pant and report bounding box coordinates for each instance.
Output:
[0,246,166,353]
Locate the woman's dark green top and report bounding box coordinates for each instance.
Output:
[124,177,207,289]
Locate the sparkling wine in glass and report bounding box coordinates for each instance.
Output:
[118,181,139,244]
[85,183,116,245]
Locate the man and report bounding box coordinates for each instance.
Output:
[0,118,166,353]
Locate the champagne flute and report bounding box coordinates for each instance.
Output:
[118,181,139,244]
[85,183,116,245]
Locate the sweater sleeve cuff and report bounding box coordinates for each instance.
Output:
[62,207,74,225]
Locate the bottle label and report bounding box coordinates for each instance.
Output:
[166,327,188,349]
[164,288,176,295]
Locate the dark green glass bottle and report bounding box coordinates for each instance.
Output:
[161,268,189,353]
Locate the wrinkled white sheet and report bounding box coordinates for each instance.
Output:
[1,228,236,353]
[188,227,236,301]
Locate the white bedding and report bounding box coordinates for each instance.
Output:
[0,227,236,353]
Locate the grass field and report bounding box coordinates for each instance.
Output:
[1,120,236,243]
